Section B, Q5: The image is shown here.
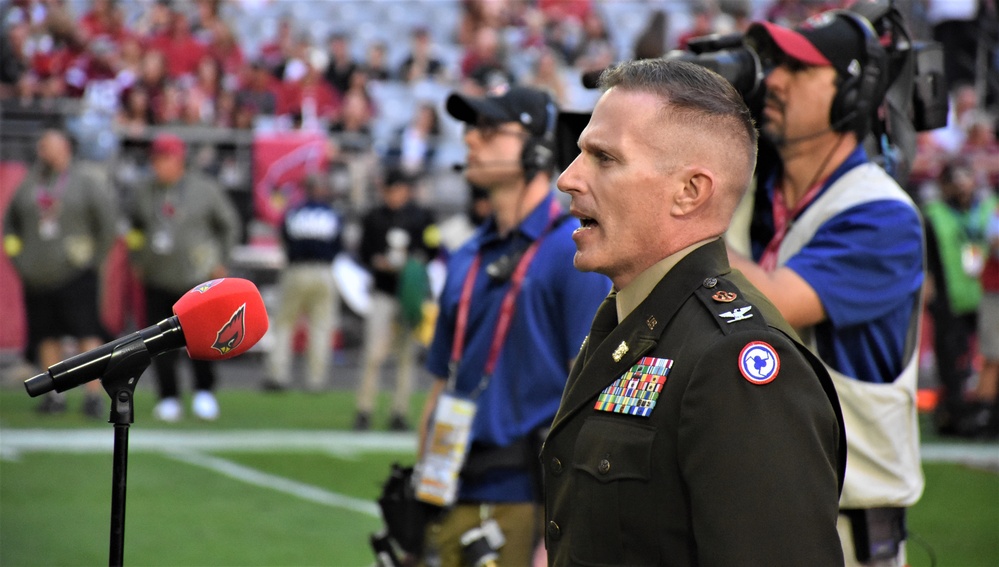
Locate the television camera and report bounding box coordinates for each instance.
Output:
[563,0,949,183]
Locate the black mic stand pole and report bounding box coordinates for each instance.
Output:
[98,336,153,567]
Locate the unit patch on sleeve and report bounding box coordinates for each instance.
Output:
[594,356,673,417]
[739,341,780,384]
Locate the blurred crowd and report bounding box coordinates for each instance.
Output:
[0,0,986,127]
[1,0,997,432]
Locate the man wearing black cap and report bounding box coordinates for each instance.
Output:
[728,10,926,566]
[413,86,610,566]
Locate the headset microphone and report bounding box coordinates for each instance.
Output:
[452,160,524,172]
[24,278,269,397]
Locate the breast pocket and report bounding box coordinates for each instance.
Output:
[569,415,658,566]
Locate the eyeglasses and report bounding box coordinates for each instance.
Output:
[763,51,811,74]
[464,121,529,141]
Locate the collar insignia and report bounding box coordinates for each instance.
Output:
[712,290,737,303]
[612,341,629,362]
[720,305,753,323]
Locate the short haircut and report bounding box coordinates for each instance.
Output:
[598,59,758,185]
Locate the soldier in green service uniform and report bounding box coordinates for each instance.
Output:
[542,59,846,566]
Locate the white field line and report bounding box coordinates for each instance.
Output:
[1,428,996,469]
[0,428,415,519]
[162,449,381,518]
[0,428,416,458]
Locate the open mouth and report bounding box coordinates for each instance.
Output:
[579,217,598,228]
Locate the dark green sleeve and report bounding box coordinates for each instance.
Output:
[678,329,844,566]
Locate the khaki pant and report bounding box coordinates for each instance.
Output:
[422,502,543,567]
[266,264,339,389]
[356,291,417,415]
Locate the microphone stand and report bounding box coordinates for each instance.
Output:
[98,336,153,567]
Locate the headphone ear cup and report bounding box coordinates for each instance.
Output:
[521,138,554,180]
[830,74,861,132]
[828,10,888,136]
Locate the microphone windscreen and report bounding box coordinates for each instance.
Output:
[173,278,269,360]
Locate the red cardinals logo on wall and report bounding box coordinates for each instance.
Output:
[212,303,246,355]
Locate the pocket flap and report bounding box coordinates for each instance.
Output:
[573,416,656,483]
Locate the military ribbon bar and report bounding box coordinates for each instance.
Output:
[594,356,673,417]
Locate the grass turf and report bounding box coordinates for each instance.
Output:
[1,388,997,566]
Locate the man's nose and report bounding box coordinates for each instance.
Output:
[556,157,581,194]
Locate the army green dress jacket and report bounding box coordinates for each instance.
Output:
[542,239,846,566]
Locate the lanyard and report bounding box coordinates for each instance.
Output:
[448,199,561,397]
[35,172,69,214]
[759,178,825,272]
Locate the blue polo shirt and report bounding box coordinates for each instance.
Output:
[426,192,611,502]
[752,147,924,383]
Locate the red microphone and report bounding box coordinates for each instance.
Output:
[24,278,269,397]
[172,277,268,360]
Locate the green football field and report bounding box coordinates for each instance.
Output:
[1,387,996,567]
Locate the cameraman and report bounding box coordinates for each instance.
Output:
[728,11,925,567]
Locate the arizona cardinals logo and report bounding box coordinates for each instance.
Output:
[192,278,225,294]
[212,303,246,355]
[800,12,836,31]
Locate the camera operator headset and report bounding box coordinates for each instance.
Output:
[486,94,563,280]
[748,10,889,147]
[744,9,890,259]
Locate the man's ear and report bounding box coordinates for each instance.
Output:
[671,167,715,217]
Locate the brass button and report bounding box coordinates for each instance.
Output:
[550,457,563,475]
[547,521,561,539]
[598,459,611,474]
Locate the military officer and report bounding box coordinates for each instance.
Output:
[543,59,846,566]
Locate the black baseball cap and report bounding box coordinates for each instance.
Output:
[746,11,871,78]
[446,86,555,139]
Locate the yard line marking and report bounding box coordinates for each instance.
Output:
[0,429,416,457]
[164,449,381,518]
[2,428,996,470]
[920,444,999,473]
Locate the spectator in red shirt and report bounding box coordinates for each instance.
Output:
[146,10,207,79]
[280,61,342,127]
[78,0,130,45]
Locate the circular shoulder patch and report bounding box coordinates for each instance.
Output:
[739,341,780,385]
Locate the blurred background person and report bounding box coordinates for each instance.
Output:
[416,86,610,566]
[924,157,998,437]
[354,169,438,431]
[385,100,440,179]
[972,198,999,439]
[263,174,344,393]
[2,129,117,418]
[397,26,445,84]
[125,133,240,422]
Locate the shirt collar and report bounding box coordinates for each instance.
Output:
[615,238,716,323]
